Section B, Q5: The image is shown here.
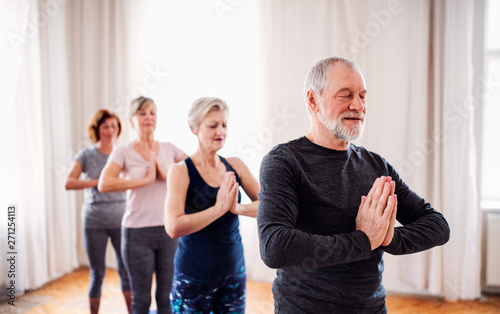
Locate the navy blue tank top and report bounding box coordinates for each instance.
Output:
[174,156,244,279]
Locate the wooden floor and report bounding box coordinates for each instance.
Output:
[1,267,499,313]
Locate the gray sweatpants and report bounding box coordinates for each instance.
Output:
[84,227,130,298]
[121,226,178,314]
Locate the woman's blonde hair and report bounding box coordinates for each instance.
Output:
[188,97,229,131]
[87,109,122,143]
[130,96,155,117]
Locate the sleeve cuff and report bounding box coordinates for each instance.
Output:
[354,230,374,257]
[380,228,399,253]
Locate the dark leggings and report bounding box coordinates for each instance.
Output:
[170,268,247,313]
[83,228,131,298]
[122,226,178,314]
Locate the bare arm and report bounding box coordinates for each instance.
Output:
[98,156,156,192]
[164,163,239,239]
[65,161,98,190]
[177,153,188,162]
[226,157,260,218]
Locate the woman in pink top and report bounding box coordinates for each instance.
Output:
[99,97,187,314]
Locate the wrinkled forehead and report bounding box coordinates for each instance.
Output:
[325,63,366,93]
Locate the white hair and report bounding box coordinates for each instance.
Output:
[188,97,229,131]
[303,57,359,110]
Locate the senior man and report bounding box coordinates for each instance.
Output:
[257,56,450,313]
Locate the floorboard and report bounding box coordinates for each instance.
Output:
[1,267,499,313]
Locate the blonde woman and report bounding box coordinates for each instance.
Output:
[165,97,259,313]
[99,97,186,314]
[66,109,131,313]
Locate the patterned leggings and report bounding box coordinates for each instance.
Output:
[170,266,246,314]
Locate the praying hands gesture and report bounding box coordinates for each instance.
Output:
[215,171,239,214]
[355,176,398,250]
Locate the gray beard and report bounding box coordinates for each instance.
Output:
[318,104,365,143]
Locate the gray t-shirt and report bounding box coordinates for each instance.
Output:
[257,136,450,313]
[75,147,126,229]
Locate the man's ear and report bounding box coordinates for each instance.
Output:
[307,90,320,113]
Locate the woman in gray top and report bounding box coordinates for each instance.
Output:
[66,109,131,314]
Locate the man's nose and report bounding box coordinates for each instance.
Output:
[350,96,365,112]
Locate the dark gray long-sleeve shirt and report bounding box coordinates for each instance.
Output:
[257,137,450,313]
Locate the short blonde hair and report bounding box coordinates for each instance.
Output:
[188,97,229,131]
[87,109,122,143]
[130,96,155,117]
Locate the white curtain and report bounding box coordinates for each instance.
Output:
[65,0,131,268]
[433,0,483,299]
[0,0,131,294]
[1,0,266,295]
[0,0,484,301]
[258,0,483,299]
[0,0,78,293]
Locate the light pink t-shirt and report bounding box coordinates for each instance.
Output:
[109,141,185,228]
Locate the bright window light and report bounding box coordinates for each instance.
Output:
[124,0,264,175]
[486,0,500,50]
[482,0,500,204]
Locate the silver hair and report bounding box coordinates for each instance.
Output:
[303,57,358,109]
[188,97,229,131]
